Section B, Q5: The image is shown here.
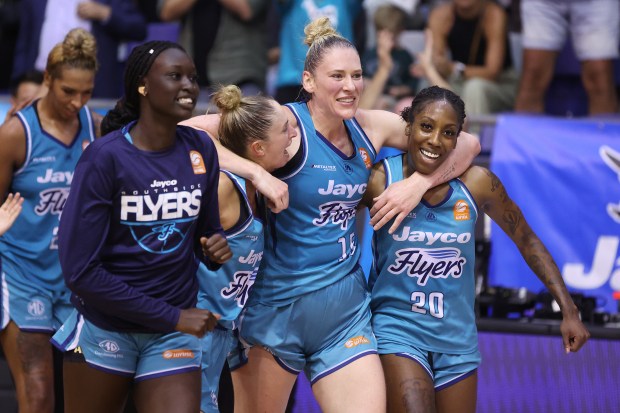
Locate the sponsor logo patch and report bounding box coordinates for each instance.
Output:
[345,335,370,348]
[190,150,206,174]
[453,200,470,221]
[163,349,195,359]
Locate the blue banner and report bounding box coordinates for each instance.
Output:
[489,115,620,313]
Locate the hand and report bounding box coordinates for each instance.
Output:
[201,233,232,264]
[77,1,112,21]
[370,172,431,233]
[560,310,590,353]
[252,169,288,213]
[175,308,221,337]
[0,193,23,236]
[376,30,395,72]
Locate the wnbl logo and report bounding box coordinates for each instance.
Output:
[35,188,70,216]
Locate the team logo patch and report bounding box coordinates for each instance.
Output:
[345,335,370,348]
[163,349,195,359]
[99,340,120,353]
[190,150,206,174]
[359,147,372,169]
[453,200,470,221]
[27,299,45,317]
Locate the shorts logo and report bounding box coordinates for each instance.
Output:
[99,340,120,353]
[359,147,372,169]
[190,150,206,174]
[27,299,45,317]
[163,349,195,359]
[73,346,83,354]
[453,200,470,221]
[344,335,370,348]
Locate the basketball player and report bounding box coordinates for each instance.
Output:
[51,41,231,413]
[0,28,100,413]
[191,84,295,413]
[363,86,590,413]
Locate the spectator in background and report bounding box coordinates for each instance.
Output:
[207,0,271,96]
[359,4,418,111]
[514,0,619,115]
[3,70,44,124]
[427,0,518,120]
[273,0,362,104]
[12,0,147,99]
[158,0,222,88]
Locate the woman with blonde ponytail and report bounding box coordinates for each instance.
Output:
[183,17,480,413]
[0,28,100,413]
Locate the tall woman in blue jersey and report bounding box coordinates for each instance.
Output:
[192,85,295,413]
[0,28,100,413]
[185,17,479,413]
[51,41,231,413]
[363,86,590,413]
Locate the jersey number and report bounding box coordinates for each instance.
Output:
[337,233,357,262]
[410,291,444,318]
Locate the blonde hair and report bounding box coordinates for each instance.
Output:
[213,85,279,158]
[46,28,98,78]
[303,17,357,75]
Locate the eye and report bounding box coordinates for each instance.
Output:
[352,73,363,80]
[188,74,199,83]
[444,129,457,137]
[420,122,432,131]
[331,73,343,79]
[167,72,181,80]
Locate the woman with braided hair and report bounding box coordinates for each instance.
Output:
[0,28,100,413]
[51,40,232,413]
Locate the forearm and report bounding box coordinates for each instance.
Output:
[359,67,391,110]
[520,233,578,316]
[159,0,197,21]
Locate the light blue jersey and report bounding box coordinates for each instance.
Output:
[0,102,95,291]
[196,171,264,329]
[253,101,376,305]
[370,155,479,354]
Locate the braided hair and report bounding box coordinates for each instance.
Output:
[400,86,466,135]
[101,41,185,135]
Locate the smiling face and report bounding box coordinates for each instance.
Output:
[141,48,199,122]
[46,67,94,121]
[302,46,363,120]
[253,102,296,172]
[407,100,460,175]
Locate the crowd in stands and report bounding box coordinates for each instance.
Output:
[1,0,618,123]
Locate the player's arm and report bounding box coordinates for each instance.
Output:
[0,117,27,198]
[181,115,289,213]
[465,166,590,353]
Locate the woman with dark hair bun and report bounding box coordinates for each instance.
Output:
[51,40,231,413]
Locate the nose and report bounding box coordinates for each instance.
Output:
[343,75,355,91]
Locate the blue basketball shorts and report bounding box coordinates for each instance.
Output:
[1,270,72,333]
[200,326,236,413]
[238,266,377,384]
[380,340,481,391]
[51,310,202,381]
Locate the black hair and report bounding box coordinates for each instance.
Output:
[101,41,185,135]
[400,86,466,134]
[9,70,44,97]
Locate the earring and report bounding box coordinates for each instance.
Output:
[138,86,147,96]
